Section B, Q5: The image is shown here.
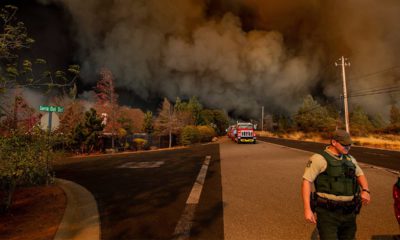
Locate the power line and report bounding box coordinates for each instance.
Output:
[349,88,400,99]
[334,87,400,100]
[350,88,400,97]
[348,65,400,81]
[335,86,400,100]
[330,65,400,97]
[349,84,400,95]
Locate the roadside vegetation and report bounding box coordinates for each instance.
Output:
[257,95,400,151]
[0,5,79,213]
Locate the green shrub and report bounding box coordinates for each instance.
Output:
[180,126,200,146]
[197,125,216,142]
[133,138,147,150]
[0,131,54,213]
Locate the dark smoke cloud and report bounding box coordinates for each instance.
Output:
[243,0,400,115]
[47,0,400,118]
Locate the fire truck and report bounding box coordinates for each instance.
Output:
[227,125,236,140]
[234,122,256,144]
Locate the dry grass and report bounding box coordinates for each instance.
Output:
[256,131,328,143]
[256,131,400,151]
[256,131,275,138]
[352,134,400,151]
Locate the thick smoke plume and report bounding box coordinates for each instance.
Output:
[54,0,400,118]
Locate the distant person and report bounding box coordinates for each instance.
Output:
[301,129,371,240]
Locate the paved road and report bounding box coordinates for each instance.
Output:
[54,138,399,239]
[55,144,223,240]
[220,137,399,239]
[258,136,400,172]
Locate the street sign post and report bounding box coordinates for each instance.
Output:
[39,105,64,113]
[40,113,60,132]
[39,105,63,132]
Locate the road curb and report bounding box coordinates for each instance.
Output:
[54,178,100,240]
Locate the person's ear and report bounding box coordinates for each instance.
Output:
[331,140,337,147]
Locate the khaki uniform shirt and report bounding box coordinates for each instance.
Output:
[303,147,364,201]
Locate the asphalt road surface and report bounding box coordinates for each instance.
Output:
[55,138,399,239]
[55,144,223,240]
[221,137,399,239]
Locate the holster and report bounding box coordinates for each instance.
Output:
[310,192,317,212]
[353,194,362,214]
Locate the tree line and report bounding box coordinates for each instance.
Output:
[269,94,400,136]
[54,69,230,154]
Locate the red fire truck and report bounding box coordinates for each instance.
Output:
[234,122,256,144]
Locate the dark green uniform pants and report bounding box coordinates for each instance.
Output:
[316,207,357,240]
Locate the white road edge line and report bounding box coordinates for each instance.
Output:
[258,139,313,155]
[173,155,211,240]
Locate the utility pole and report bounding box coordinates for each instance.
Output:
[261,106,264,131]
[335,56,351,133]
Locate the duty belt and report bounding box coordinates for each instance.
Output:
[312,194,360,214]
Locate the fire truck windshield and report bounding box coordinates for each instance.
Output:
[237,123,253,128]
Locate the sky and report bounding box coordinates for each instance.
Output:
[5,0,400,119]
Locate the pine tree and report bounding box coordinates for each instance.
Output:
[388,104,400,133]
[294,95,335,132]
[174,97,194,126]
[390,104,400,125]
[187,96,203,125]
[277,114,292,132]
[213,110,229,135]
[143,111,154,135]
[370,113,386,131]
[350,105,373,136]
[72,108,104,153]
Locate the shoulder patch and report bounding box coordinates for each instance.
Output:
[306,160,312,168]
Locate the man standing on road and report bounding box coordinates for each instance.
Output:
[302,129,371,240]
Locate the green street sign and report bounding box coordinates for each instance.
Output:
[39,105,49,111]
[39,105,64,113]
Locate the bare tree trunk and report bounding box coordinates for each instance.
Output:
[89,145,94,154]
[0,181,16,213]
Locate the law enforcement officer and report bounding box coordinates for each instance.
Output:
[302,129,371,240]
